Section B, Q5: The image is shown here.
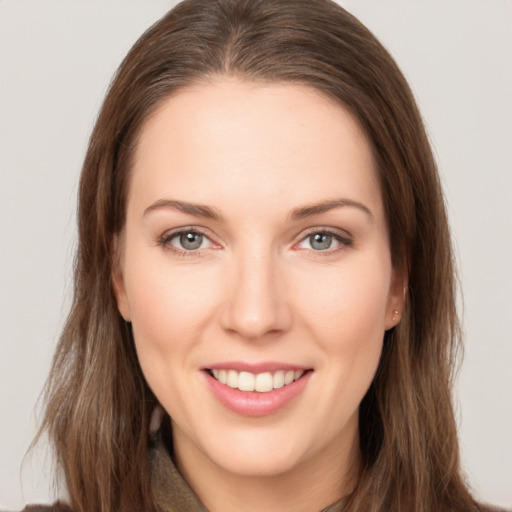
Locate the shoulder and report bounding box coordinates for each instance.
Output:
[20,502,72,512]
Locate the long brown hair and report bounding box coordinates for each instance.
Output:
[38,1,480,510]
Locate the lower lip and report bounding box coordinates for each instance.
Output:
[204,371,312,417]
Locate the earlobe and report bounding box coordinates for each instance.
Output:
[111,236,131,322]
[384,265,408,330]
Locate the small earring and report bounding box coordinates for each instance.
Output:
[393,309,400,318]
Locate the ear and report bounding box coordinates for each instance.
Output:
[111,235,132,322]
[384,263,407,331]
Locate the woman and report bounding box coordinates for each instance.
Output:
[20,0,508,511]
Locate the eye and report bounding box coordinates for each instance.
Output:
[176,231,206,250]
[159,229,214,253]
[309,233,334,251]
[295,230,352,252]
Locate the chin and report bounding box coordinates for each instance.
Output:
[211,444,305,478]
[198,423,327,478]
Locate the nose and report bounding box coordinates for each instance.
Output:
[220,248,292,340]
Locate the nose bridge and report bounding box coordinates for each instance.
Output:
[221,241,291,339]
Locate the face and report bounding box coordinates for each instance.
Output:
[114,80,403,483]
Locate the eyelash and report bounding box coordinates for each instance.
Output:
[157,227,353,257]
[294,227,353,256]
[157,227,216,257]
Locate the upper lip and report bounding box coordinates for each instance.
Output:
[203,362,312,373]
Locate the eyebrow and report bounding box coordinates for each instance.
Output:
[143,197,372,222]
[290,198,373,220]
[143,199,222,220]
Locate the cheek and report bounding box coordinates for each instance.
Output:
[299,259,391,341]
[296,255,390,387]
[122,252,221,366]
[298,261,389,427]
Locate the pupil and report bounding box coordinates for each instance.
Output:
[311,233,332,250]
[180,232,203,250]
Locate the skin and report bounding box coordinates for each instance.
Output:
[113,79,404,512]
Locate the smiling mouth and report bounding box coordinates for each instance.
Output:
[207,369,309,393]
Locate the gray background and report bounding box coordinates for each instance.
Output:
[1,0,511,509]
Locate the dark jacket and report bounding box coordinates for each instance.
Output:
[19,440,510,512]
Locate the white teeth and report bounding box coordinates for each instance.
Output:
[255,372,273,392]
[227,369,238,388]
[273,370,285,389]
[210,368,307,393]
[284,370,295,385]
[238,371,255,391]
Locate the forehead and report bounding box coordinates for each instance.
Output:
[129,79,382,219]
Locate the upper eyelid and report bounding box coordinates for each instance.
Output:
[160,225,216,240]
[295,226,352,241]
